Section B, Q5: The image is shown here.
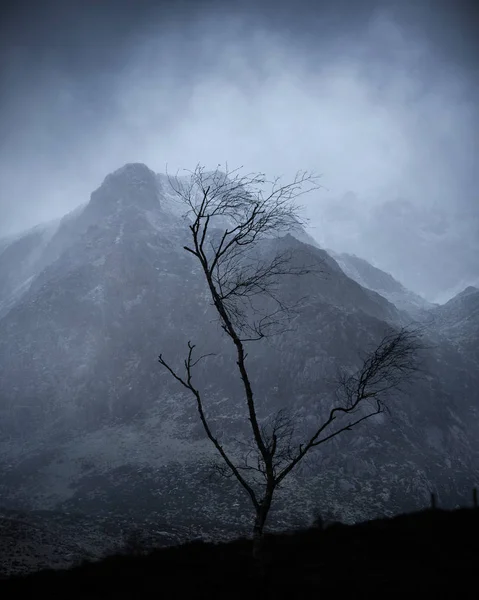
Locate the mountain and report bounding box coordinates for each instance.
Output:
[0,163,478,575]
[429,286,479,364]
[0,219,60,318]
[328,250,435,319]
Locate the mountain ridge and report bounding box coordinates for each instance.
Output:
[328,250,435,319]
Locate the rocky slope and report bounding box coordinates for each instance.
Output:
[329,250,435,319]
[0,163,478,575]
[0,219,59,318]
[429,286,479,364]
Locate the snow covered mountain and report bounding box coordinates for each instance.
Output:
[0,163,478,575]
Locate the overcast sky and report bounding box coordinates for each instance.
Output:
[0,0,478,299]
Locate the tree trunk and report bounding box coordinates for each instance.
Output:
[252,488,274,560]
[252,509,268,560]
[252,497,275,597]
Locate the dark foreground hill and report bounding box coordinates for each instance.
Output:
[2,508,479,599]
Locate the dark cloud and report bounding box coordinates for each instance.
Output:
[0,0,478,299]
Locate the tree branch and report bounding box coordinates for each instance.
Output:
[158,343,260,510]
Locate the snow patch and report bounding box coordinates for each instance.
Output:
[82,285,105,305]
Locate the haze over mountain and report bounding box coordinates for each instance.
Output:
[327,250,435,319]
[0,162,478,575]
[1,0,478,578]
[1,0,478,301]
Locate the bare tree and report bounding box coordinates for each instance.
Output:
[158,164,423,556]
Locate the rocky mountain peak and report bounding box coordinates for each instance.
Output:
[457,286,479,299]
[442,285,479,311]
[88,163,160,215]
[104,162,156,185]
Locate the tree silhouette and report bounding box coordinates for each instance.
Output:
[158,164,423,556]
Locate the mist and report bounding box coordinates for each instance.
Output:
[0,0,478,300]
[2,2,479,584]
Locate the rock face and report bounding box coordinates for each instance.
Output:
[0,163,478,574]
